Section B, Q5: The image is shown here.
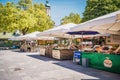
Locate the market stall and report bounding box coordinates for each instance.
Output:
[38,40,53,56]
[37,37,79,60]
[66,10,120,74]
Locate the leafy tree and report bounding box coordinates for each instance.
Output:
[18,0,32,10]
[82,0,120,22]
[61,13,81,24]
[25,3,54,33]
[33,3,46,12]
[0,0,54,35]
[0,3,3,32]
[0,2,18,32]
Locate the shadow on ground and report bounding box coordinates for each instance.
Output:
[12,49,34,53]
[11,49,24,53]
[28,54,57,61]
[27,54,120,80]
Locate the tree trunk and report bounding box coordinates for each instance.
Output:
[22,28,29,35]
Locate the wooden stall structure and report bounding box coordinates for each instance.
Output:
[45,48,52,58]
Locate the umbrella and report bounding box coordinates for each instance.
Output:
[9,36,23,41]
[66,22,111,50]
[38,36,55,40]
[91,20,120,35]
[19,31,41,40]
[67,11,120,50]
[37,23,79,38]
[67,31,100,49]
[70,10,120,35]
[17,31,55,41]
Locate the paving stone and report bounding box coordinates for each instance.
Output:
[0,69,5,72]
[0,50,120,80]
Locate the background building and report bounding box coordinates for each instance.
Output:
[45,0,51,16]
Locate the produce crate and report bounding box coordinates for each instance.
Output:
[52,49,76,60]
[45,49,52,58]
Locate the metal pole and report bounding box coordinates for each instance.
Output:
[81,32,83,51]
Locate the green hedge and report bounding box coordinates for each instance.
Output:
[0,41,13,47]
[0,40,20,47]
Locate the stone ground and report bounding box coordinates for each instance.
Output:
[0,50,120,80]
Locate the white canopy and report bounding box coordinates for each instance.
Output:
[43,23,77,32]
[69,10,120,35]
[10,31,55,41]
[9,36,23,41]
[92,20,120,35]
[37,23,80,38]
[17,31,41,40]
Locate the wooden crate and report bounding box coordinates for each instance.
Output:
[45,49,52,58]
[52,49,76,60]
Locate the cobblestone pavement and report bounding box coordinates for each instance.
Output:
[0,50,120,80]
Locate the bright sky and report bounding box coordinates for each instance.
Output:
[0,0,86,26]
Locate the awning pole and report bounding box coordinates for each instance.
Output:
[81,32,83,51]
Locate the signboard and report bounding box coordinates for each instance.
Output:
[73,51,81,63]
[40,48,45,56]
[52,50,60,59]
[103,57,112,68]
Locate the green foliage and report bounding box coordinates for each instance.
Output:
[0,2,18,32]
[0,3,3,32]
[0,0,54,35]
[82,0,120,22]
[18,0,32,10]
[61,13,81,24]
